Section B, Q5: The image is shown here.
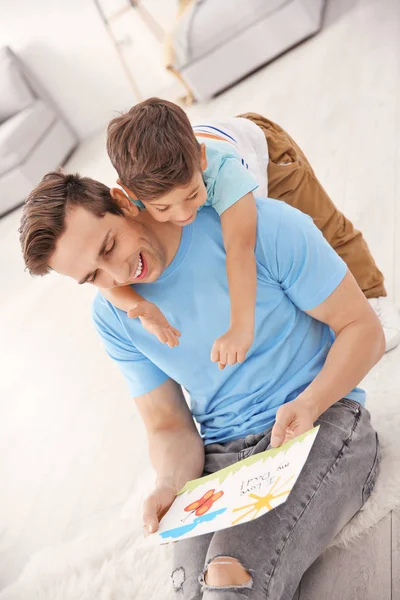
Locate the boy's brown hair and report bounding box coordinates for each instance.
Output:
[19,171,122,276]
[106,97,201,201]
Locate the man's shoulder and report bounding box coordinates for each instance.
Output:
[197,196,306,227]
[92,290,109,315]
[255,197,285,232]
[92,291,119,332]
[255,197,313,230]
[253,198,315,265]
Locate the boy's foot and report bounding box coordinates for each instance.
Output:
[368,297,400,353]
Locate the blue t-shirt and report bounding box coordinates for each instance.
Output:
[199,137,258,215]
[93,199,365,445]
[132,136,258,215]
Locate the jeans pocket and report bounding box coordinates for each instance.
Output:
[362,432,381,504]
[338,397,361,412]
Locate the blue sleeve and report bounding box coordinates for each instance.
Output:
[274,203,347,311]
[92,295,169,397]
[211,157,259,215]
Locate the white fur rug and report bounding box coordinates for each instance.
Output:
[1,350,399,600]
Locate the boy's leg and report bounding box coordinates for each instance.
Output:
[175,400,379,599]
[239,112,400,352]
[239,112,386,299]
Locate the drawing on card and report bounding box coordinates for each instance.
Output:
[143,426,320,546]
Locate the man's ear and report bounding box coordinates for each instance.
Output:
[110,187,140,217]
[200,143,208,171]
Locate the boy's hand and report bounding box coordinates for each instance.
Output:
[128,301,181,348]
[211,326,254,370]
[143,483,177,536]
[270,396,316,448]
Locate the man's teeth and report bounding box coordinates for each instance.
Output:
[134,255,143,278]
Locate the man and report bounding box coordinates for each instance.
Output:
[20,171,383,599]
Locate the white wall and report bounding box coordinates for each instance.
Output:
[0,0,136,139]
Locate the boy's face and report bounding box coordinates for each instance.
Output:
[117,143,208,227]
[142,169,208,226]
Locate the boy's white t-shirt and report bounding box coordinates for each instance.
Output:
[192,117,269,196]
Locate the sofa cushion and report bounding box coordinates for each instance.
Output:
[173,0,290,67]
[0,99,55,175]
[0,47,35,122]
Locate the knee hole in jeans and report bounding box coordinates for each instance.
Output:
[171,567,186,593]
[203,556,253,589]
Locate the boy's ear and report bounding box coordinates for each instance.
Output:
[110,187,139,217]
[200,143,208,171]
[116,179,138,200]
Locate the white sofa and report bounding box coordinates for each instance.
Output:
[169,0,327,102]
[0,47,77,216]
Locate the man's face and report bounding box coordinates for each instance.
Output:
[49,205,167,289]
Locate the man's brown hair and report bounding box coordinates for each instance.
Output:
[19,171,122,276]
[107,97,201,201]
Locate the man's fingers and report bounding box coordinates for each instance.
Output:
[171,327,181,337]
[142,496,159,534]
[270,422,286,448]
[271,406,295,448]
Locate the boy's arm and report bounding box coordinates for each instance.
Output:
[211,192,257,369]
[101,284,145,313]
[136,378,205,534]
[101,286,181,347]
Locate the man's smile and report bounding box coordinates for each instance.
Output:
[126,251,149,284]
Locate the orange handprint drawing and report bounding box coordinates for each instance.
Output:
[184,489,224,517]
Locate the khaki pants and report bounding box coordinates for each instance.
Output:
[239,113,386,299]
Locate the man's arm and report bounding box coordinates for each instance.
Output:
[135,378,205,533]
[302,269,385,415]
[271,270,385,447]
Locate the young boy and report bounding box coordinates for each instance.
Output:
[103,98,400,360]
[103,100,264,369]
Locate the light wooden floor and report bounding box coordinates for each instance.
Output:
[1,0,399,594]
[295,510,399,599]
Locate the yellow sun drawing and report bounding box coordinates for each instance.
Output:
[232,475,295,526]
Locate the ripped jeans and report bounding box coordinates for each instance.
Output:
[171,399,380,599]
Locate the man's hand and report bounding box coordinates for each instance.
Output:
[211,326,254,370]
[142,483,177,536]
[128,301,181,348]
[270,396,317,448]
